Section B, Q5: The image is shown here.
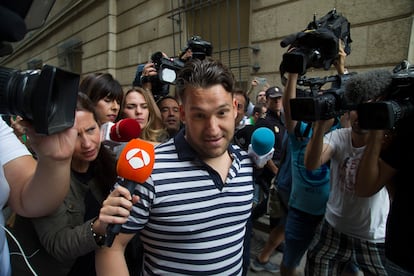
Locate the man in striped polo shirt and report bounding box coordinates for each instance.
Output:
[96,58,254,275]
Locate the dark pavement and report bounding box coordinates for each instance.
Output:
[247,216,305,276]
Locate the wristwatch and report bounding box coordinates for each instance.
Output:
[90,217,106,247]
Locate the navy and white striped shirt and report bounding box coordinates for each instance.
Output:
[121,129,254,275]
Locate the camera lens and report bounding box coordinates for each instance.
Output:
[0,66,39,120]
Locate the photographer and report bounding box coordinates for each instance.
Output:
[137,52,171,102]
[278,53,344,276]
[133,36,212,101]
[356,114,413,275]
[303,45,389,275]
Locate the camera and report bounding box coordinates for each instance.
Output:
[133,36,212,101]
[290,73,354,121]
[183,35,213,60]
[150,51,185,85]
[0,0,80,135]
[0,65,80,134]
[280,9,352,76]
[357,60,414,129]
[149,36,213,86]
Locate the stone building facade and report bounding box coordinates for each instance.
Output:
[0,0,413,95]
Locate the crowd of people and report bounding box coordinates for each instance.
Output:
[0,34,411,276]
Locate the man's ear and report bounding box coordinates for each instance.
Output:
[233,98,238,119]
[179,105,186,124]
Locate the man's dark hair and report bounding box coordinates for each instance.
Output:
[156,95,179,106]
[253,103,266,115]
[175,58,235,103]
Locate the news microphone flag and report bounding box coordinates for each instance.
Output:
[248,127,275,168]
[105,138,155,246]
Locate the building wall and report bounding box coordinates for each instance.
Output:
[0,0,413,89]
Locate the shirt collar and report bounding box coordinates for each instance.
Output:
[174,128,238,161]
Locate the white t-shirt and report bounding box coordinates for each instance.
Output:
[324,127,389,243]
[0,117,30,276]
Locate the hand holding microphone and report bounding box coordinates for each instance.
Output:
[248,127,276,168]
[101,118,142,147]
[105,138,155,247]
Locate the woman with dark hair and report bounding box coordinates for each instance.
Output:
[80,73,124,125]
[8,93,121,275]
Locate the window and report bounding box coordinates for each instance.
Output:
[169,0,254,90]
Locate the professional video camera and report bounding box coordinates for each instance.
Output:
[357,60,414,129]
[280,9,352,76]
[0,0,80,135]
[150,51,185,85]
[132,36,212,101]
[289,73,354,121]
[181,35,213,60]
[150,36,212,85]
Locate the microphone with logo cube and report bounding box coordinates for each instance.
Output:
[105,138,155,247]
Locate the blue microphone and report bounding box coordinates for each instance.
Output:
[248,127,275,168]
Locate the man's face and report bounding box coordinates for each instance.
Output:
[349,110,368,135]
[180,84,237,160]
[158,98,181,135]
[256,91,267,104]
[267,96,283,113]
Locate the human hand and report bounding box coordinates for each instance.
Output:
[251,79,258,87]
[180,48,192,61]
[142,62,158,78]
[99,185,140,226]
[10,116,26,138]
[334,39,347,74]
[23,118,77,161]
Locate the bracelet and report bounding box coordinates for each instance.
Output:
[90,217,106,247]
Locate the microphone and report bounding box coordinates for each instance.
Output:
[105,138,155,247]
[344,69,392,105]
[247,127,275,168]
[101,118,142,147]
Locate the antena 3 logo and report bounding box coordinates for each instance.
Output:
[126,148,151,169]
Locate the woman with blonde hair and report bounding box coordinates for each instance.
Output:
[121,87,168,144]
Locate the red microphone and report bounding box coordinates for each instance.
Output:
[105,138,155,246]
[101,118,141,147]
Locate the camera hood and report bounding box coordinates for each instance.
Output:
[33,65,79,134]
[0,64,80,135]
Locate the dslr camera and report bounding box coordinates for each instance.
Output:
[280,9,352,76]
[0,0,80,135]
[357,60,414,129]
[289,73,354,121]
